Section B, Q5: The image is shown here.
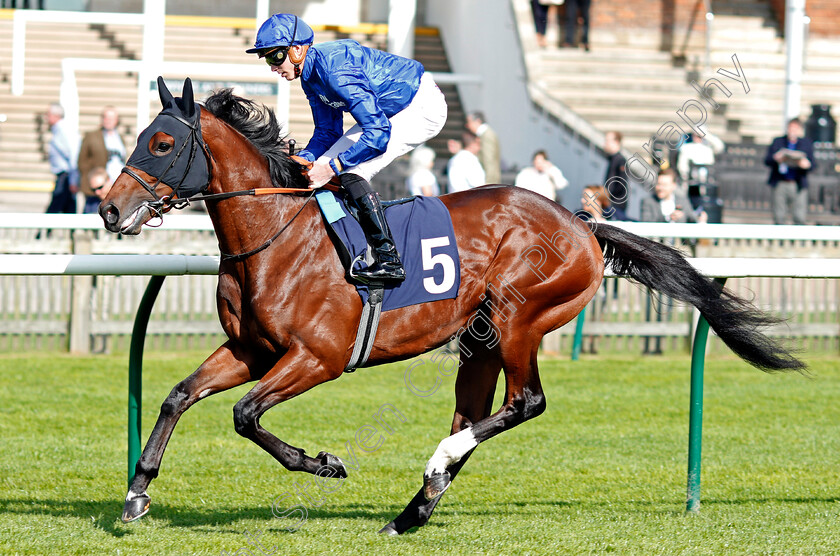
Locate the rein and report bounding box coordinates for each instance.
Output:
[196,181,340,261]
[166,183,338,210]
[218,187,319,262]
[123,107,342,262]
[121,176,337,261]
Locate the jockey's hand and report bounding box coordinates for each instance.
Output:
[307,159,335,189]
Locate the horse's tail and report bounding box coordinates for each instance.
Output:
[590,222,806,373]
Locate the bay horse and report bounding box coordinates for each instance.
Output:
[100,78,804,534]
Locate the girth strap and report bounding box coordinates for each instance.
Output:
[345,280,385,372]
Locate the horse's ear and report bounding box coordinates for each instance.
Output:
[157,76,175,109]
[181,78,196,119]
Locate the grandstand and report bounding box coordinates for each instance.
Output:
[0,11,464,194]
[523,0,840,148]
[516,0,840,222]
[0,0,838,215]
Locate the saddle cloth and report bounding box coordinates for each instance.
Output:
[315,190,460,311]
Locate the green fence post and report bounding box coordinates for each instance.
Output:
[571,306,586,361]
[128,275,166,486]
[686,277,726,513]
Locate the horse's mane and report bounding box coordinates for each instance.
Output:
[202,89,308,188]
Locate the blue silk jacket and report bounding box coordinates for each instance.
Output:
[297,39,424,169]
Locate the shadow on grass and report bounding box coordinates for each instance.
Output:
[701,496,840,506]
[0,497,406,536]
[5,494,837,537]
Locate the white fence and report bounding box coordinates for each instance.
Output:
[0,213,220,352]
[1,215,840,353]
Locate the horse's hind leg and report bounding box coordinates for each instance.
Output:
[380,337,502,535]
[421,328,547,501]
[123,341,256,522]
[416,276,600,504]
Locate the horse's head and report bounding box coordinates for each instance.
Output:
[100,77,212,234]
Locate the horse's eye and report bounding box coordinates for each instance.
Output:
[148,131,175,156]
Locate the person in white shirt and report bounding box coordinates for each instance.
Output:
[514,150,568,203]
[446,131,485,193]
[405,145,440,197]
[676,129,725,185]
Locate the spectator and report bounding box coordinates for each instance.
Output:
[78,106,127,214]
[639,168,701,356]
[579,184,630,222]
[530,0,564,48]
[603,130,628,210]
[765,118,815,225]
[447,132,485,193]
[406,145,440,197]
[514,150,568,203]
[640,168,707,223]
[465,111,501,184]
[676,128,725,186]
[87,167,113,205]
[44,102,80,214]
[564,0,591,51]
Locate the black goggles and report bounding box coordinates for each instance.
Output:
[262,47,289,67]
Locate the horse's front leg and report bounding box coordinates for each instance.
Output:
[232,342,348,476]
[122,341,257,522]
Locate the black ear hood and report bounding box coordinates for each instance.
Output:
[125,77,210,198]
[158,75,198,121]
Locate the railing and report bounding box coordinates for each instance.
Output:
[7,7,478,176]
[0,213,219,352]
[563,221,840,349]
[3,216,840,353]
[58,57,290,138]
[713,143,840,218]
[563,221,840,512]
[0,252,218,484]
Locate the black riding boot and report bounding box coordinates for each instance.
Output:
[342,174,406,283]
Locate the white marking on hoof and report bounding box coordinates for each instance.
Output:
[424,428,478,477]
[125,490,148,502]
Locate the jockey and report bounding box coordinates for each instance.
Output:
[248,13,448,283]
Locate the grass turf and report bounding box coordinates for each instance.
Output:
[0,351,838,555]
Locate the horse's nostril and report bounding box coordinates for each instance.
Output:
[101,203,120,225]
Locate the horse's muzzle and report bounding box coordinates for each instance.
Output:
[100,202,121,233]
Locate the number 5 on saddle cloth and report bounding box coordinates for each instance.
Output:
[315,190,461,309]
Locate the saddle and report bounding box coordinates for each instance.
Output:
[293,156,461,371]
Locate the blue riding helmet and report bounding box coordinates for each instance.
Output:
[246,14,314,54]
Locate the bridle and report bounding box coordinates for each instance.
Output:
[121,113,327,262]
[120,111,215,222]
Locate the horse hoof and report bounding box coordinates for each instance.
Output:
[378,522,400,536]
[122,492,151,523]
[316,451,348,479]
[423,471,451,501]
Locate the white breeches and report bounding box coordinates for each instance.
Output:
[316,73,448,181]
